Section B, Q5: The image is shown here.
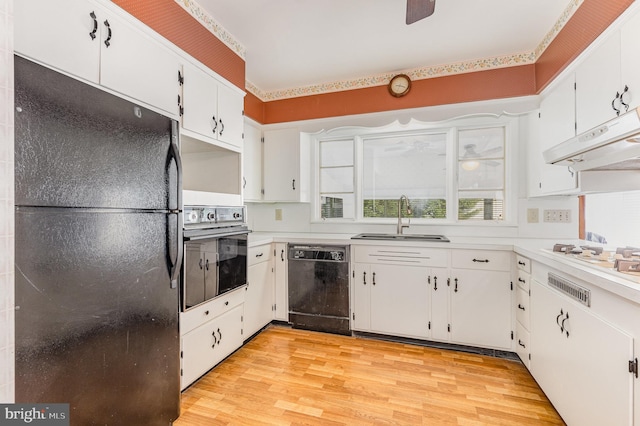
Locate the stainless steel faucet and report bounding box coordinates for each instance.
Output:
[397,195,412,234]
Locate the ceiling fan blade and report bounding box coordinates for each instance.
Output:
[406,0,436,25]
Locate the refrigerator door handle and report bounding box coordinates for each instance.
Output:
[168,121,183,289]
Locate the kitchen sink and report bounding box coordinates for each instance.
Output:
[351,233,450,242]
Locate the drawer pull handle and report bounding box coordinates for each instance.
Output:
[204,310,209,315]
[518,261,526,266]
[517,304,526,311]
[518,340,526,348]
[518,278,526,283]
[256,253,264,257]
[225,301,229,306]
[472,258,489,263]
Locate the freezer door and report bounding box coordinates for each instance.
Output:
[14,209,180,424]
[14,55,178,210]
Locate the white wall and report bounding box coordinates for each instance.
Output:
[0,0,14,403]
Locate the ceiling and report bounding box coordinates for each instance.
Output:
[195,0,575,97]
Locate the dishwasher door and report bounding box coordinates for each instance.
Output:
[287,245,350,335]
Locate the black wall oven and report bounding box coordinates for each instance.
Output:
[181,206,248,311]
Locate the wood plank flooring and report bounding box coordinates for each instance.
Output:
[174,326,564,425]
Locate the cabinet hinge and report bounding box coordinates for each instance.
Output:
[352,270,355,278]
[178,70,184,85]
[177,95,184,117]
[630,358,638,378]
[511,331,514,340]
[510,281,513,291]
[180,350,183,358]
[261,189,265,195]
[180,368,183,376]
[538,112,541,119]
[529,353,531,361]
[352,313,355,320]
[447,324,451,332]
[428,321,431,330]
[261,137,265,143]
[241,328,243,335]
[242,132,245,139]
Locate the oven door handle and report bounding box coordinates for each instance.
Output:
[185,229,251,241]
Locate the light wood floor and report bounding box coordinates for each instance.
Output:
[174,326,564,425]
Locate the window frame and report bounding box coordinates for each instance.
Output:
[309,116,518,226]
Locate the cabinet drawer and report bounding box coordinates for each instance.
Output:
[516,270,530,292]
[451,250,511,271]
[516,287,530,330]
[353,245,448,267]
[248,244,272,267]
[180,287,245,335]
[515,321,530,367]
[516,255,531,273]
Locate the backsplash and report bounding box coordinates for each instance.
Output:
[0,0,14,403]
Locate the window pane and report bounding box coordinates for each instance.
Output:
[320,167,353,193]
[458,160,504,190]
[458,191,504,221]
[321,194,355,219]
[362,133,447,218]
[320,140,353,167]
[459,128,504,160]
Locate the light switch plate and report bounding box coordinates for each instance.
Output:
[527,208,539,223]
[275,208,283,221]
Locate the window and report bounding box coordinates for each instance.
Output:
[312,118,514,224]
[362,132,447,219]
[319,139,355,219]
[457,127,505,221]
[584,191,640,246]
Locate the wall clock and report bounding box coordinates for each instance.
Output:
[388,74,412,97]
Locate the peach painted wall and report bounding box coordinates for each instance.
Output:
[117,0,631,125]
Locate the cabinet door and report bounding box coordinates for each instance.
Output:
[245,261,274,338]
[203,248,218,301]
[370,264,429,338]
[243,122,263,201]
[263,129,300,202]
[99,12,181,116]
[537,75,577,195]
[621,9,640,111]
[217,84,245,149]
[575,32,621,134]
[180,304,244,390]
[530,280,633,426]
[429,268,449,341]
[450,269,511,349]
[352,263,371,331]
[273,243,288,321]
[181,63,219,139]
[14,0,101,84]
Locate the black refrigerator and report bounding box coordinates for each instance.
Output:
[14,56,183,425]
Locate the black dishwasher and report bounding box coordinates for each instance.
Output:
[287,245,350,335]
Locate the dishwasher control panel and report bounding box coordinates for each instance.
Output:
[288,246,347,262]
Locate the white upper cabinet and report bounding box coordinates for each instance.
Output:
[181,62,244,150]
[15,0,181,117]
[620,9,640,112]
[243,120,263,201]
[575,32,621,134]
[263,129,310,202]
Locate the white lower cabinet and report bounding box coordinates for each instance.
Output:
[530,279,633,426]
[244,244,274,338]
[273,243,289,321]
[353,263,429,338]
[180,289,244,390]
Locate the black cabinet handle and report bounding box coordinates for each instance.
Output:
[219,119,224,136]
[518,277,526,283]
[612,92,621,116]
[243,177,247,189]
[518,340,526,348]
[561,312,569,337]
[212,115,218,133]
[205,259,210,271]
[199,258,203,270]
[518,261,526,266]
[620,85,630,112]
[89,11,98,40]
[217,328,222,343]
[363,271,367,285]
[454,278,458,293]
[518,304,526,311]
[281,249,284,261]
[204,310,209,315]
[434,276,438,291]
[472,258,489,263]
[372,272,376,286]
[556,309,564,327]
[256,252,263,258]
[103,20,112,47]
[292,179,296,190]
[225,301,229,306]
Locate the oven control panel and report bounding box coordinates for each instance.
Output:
[183,205,246,227]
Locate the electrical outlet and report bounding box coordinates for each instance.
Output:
[275,208,283,221]
[543,209,571,223]
[527,208,539,223]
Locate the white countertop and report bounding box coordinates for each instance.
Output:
[248,231,640,305]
